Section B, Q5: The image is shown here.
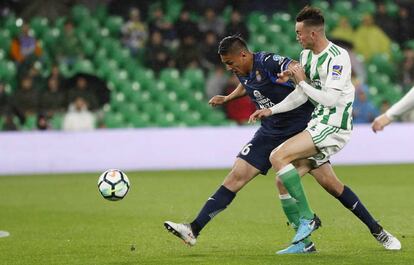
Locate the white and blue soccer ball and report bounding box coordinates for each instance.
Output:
[98,169,130,201]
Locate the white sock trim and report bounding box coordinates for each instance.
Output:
[279,193,292,200]
[277,163,295,176]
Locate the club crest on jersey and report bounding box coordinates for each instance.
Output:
[273,55,285,65]
[332,65,343,80]
[255,70,262,82]
[253,90,264,99]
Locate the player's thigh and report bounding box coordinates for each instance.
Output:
[223,158,261,192]
[270,131,318,163]
[309,162,344,196]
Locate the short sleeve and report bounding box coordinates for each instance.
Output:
[325,52,351,91]
[262,53,292,78]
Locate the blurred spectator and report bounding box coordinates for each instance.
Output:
[225,75,256,124]
[205,65,228,100]
[198,8,225,38]
[56,20,82,66]
[26,62,45,91]
[62,97,96,131]
[354,14,391,60]
[330,17,354,44]
[39,77,66,115]
[121,7,148,56]
[200,31,221,71]
[67,76,98,110]
[400,48,414,91]
[380,99,391,114]
[2,113,18,131]
[374,2,398,41]
[10,22,42,64]
[353,90,379,123]
[396,6,414,45]
[11,76,39,115]
[175,35,200,70]
[148,6,175,45]
[175,9,200,42]
[48,64,65,85]
[225,10,249,41]
[36,113,50,130]
[0,82,9,115]
[146,31,172,74]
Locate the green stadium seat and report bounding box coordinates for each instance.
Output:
[4,15,20,37]
[311,0,330,12]
[390,42,404,64]
[93,4,108,24]
[333,1,352,16]
[385,1,399,17]
[51,113,63,130]
[71,5,90,24]
[357,0,376,15]
[22,115,37,130]
[105,16,123,37]
[30,17,49,38]
[104,111,124,128]
[72,59,94,75]
[369,53,396,79]
[160,68,180,89]
[0,61,16,83]
[0,29,11,51]
[183,68,204,91]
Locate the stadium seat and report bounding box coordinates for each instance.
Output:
[72,59,94,75]
[183,69,204,91]
[385,1,399,17]
[105,16,123,37]
[22,115,37,130]
[50,113,63,130]
[104,111,124,128]
[333,1,352,16]
[0,30,11,52]
[93,4,108,24]
[30,17,49,38]
[0,61,17,83]
[369,53,396,79]
[390,42,404,64]
[71,5,90,24]
[160,68,180,86]
[311,0,330,12]
[357,0,376,15]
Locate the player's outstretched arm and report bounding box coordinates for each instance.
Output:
[209,82,246,107]
[372,86,414,133]
[248,85,308,123]
[290,64,341,107]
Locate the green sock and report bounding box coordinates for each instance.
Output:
[278,164,314,220]
[279,194,312,245]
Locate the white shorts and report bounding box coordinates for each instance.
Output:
[305,121,351,167]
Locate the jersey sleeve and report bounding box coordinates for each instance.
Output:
[325,51,351,91]
[262,53,292,78]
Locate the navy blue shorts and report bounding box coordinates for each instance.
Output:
[237,130,298,175]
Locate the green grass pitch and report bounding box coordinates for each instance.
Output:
[0,164,413,265]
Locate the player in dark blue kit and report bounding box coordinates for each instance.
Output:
[165,35,392,254]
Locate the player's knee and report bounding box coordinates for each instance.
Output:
[269,149,287,170]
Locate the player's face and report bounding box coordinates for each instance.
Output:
[295,22,314,49]
[220,51,248,76]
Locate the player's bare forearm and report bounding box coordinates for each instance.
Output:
[208,83,246,107]
[225,83,247,102]
[277,60,299,83]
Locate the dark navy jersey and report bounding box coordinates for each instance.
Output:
[237,52,314,137]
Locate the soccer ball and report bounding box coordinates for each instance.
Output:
[98,169,130,201]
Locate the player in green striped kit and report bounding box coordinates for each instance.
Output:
[250,6,401,251]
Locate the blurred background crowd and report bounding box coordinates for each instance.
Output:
[0,0,414,131]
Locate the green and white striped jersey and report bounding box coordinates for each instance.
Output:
[299,42,355,130]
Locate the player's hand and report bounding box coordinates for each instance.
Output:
[290,64,306,83]
[276,70,292,83]
[208,95,227,107]
[248,108,272,123]
[371,114,392,133]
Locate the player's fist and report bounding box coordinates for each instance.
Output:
[248,108,272,123]
[276,70,291,83]
[371,114,392,133]
[208,95,227,107]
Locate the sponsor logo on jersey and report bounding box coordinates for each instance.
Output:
[332,65,343,80]
[255,70,262,82]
